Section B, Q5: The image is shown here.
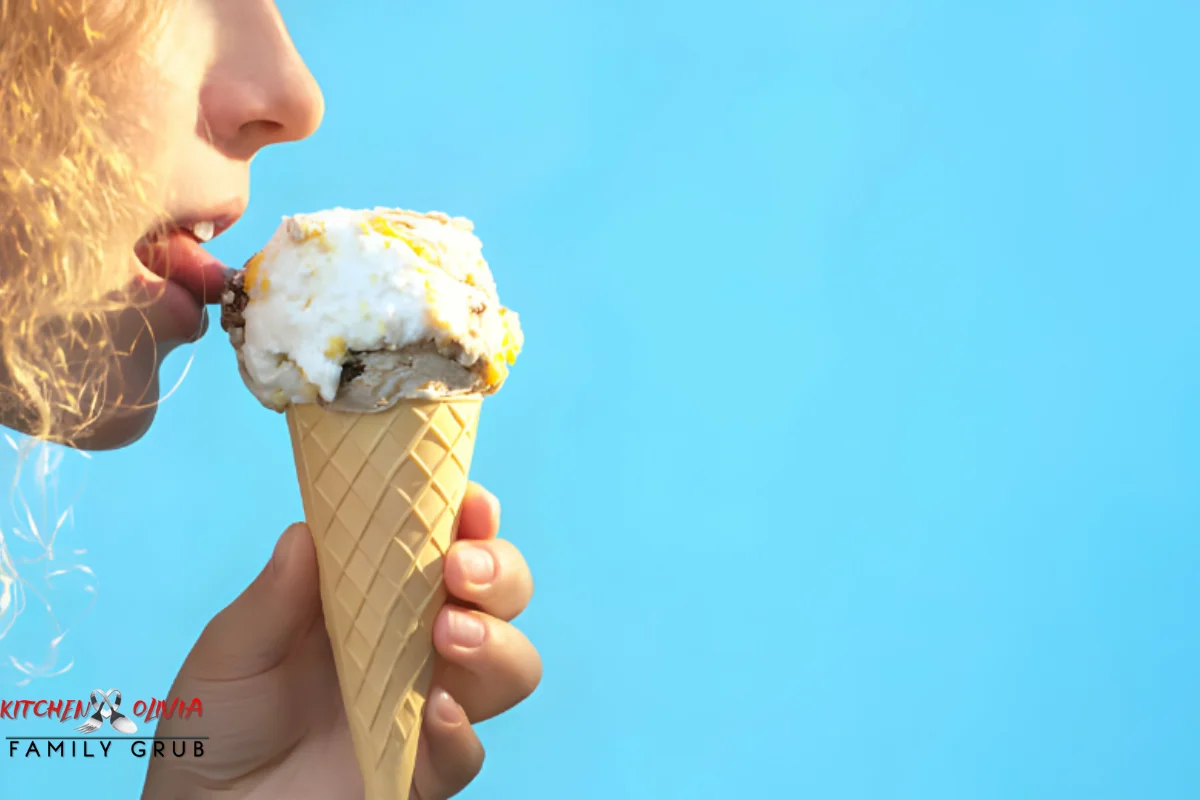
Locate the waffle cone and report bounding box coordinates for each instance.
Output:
[286,396,482,799]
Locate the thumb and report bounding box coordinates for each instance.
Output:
[184,523,323,681]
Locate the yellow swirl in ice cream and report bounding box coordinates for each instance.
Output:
[221,207,523,412]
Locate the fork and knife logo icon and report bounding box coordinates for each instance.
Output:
[72,689,138,735]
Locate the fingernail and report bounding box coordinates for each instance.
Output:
[448,608,486,648]
[431,689,462,727]
[271,525,300,574]
[486,489,502,524]
[458,545,496,586]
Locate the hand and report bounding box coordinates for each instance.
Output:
[143,484,540,799]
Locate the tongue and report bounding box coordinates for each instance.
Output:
[135,231,228,304]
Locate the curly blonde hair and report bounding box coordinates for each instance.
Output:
[0,0,171,444]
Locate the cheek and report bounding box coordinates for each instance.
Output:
[137,94,203,212]
[138,16,213,206]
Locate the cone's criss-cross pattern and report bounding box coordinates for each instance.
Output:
[287,396,481,799]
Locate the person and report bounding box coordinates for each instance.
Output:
[0,2,542,798]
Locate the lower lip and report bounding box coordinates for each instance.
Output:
[133,231,229,341]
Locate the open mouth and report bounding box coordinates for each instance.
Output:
[134,211,242,306]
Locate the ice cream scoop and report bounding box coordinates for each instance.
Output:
[221,207,522,412]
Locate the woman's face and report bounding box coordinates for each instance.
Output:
[66,0,322,447]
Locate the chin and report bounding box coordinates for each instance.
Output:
[4,280,200,451]
[70,404,159,451]
[64,281,206,450]
[68,329,168,450]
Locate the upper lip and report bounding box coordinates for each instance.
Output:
[160,198,248,242]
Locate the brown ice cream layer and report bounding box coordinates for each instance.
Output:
[333,343,485,410]
[220,269,248,348]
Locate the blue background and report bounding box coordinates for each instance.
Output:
[3,0,1199,797]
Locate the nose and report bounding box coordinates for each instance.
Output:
[199,3,324,159]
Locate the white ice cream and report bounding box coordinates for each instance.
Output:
[232,207,522,412]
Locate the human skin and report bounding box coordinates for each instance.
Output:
[144,485,539,799]
[0,2,541,797]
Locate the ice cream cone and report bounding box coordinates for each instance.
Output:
[286,396,482,799]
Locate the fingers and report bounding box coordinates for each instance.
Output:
[411,690,485,800]
[455,483,500,541]
[441,484,540,723]
[184,523,322,681]
[433,609,542,723]
[444,538,533,622]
